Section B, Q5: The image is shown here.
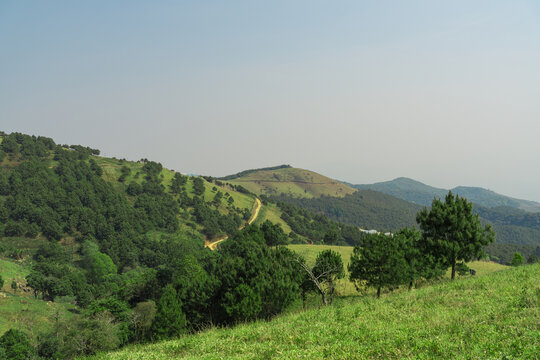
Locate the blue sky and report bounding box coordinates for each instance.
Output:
[1,1,540,200]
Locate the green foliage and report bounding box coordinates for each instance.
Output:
[54,313,121,357]
[416,191,495,279]
[274,190,421,232]
[192,177,205,196]
[311,249,344,303]
[130,301,156,343]
[0,329,34,360]
[118,166,131,183]
[151,285,186,340]
[349,233,409,297]
[261,220,287,246]
[277,201,362,245]
[511,251,524,266]
[86,264,540,360]
[527,253,539,264]
[212,226,303,324]
[455,262,470,276]
[169,172,187,194]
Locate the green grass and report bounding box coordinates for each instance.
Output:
[0,258,78,340]
[253,202,292,234]
[228,167,356,198]
[87,264,540,359]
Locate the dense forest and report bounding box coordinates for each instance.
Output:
[272,190,421,231]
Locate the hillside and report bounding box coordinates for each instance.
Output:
[352,177,448,206]
[353,177,540,212]
[274,190,423,232]
[223,166,356,198]
[88,264,539,360]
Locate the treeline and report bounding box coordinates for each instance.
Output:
[273,189,540,262]
[272,190,421,232]
[350,192,495,296]
[275,200,362,246]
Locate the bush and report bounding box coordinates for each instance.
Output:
[0,329,34,360]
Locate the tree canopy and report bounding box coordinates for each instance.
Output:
[416,191,494,279]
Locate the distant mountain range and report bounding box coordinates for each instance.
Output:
[351,177,540,213]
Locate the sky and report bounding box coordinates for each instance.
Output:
[1,1,539,201]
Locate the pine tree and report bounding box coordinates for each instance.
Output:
[349,233,409,298]
[416,191,494,279]
[151,285,186,340]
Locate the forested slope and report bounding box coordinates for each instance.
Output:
[88,264,540,360]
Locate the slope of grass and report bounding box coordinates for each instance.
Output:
[0,258,77,339]
[87,264,539,360]
[227,167,356,198]
[252,202,292,234]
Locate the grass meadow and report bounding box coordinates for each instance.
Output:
[87,263,540,360]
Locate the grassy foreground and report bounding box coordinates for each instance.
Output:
[87,264,539,360]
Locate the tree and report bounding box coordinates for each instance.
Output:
[0,275,3,289]
[151,285,186,340]
[396,228,446,289]
[170,173,187,194]
[349,233,409,298]
[131,301,156,342]
[527,253,539,264]
[511,252,524,266]
[310,250,344,304]
[416,191,495,280]
[0,329,34,360]
[192,177,205,196]
[261,220,287,247]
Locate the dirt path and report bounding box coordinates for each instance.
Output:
[205,197,262,251]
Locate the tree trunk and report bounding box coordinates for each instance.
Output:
[320,290,327,306]
[408,281,413,291]
[377,287,381,298]
[451,260,456,280]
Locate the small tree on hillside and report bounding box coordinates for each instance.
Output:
[349,233,409,298]
[511,252,524,266]
[527,254,539,264]
[416,191,494,280]
[297,250,344,305]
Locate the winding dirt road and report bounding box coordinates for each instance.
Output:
[205,197,262,250]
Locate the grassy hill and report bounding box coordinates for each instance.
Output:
[0,258,77,339]
[224,166,356,198]
[353,177,540,213]
[87,264,537,360]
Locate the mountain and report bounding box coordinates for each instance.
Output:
[353,177,540,213]
[222,165,356,198]
[353,177,448,206]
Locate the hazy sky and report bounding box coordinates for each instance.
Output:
[1,1,539,201]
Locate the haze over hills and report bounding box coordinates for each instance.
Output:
[353,177,540,213]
